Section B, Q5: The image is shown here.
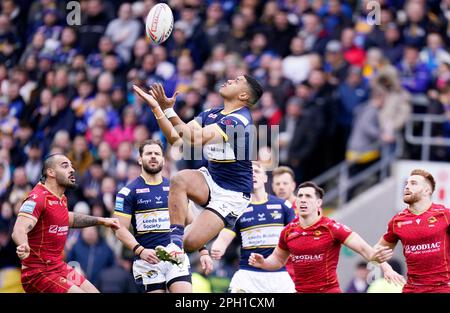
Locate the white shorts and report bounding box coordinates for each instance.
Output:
[133,256,191,291]
[192,167,251,228]
[229,269,295,293]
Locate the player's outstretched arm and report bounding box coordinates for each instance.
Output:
[12,215,36,260]
[69,212,120,230]
[211,229,236,260]
[344,232,393,263]
[134,85,225,147]
[379,262,406,286]
[248,246,290,270]
[113,213,160,264]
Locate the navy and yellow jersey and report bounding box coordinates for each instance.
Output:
[194,106,254,194]
[114,176,171,250]
[226,193,295,272]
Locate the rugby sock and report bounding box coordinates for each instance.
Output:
[170,224,185,249]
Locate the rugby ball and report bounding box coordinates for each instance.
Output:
[145,3,174,44]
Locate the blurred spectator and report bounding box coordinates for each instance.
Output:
[324,40,349,86]
[379,23,404,65]
[96,255,137,293]
[224,13,250,56]
[104,106,137,151]
[204,1,229,50]
[105,3,141,63]
[66,226,115,285]
[341,27,365,67]
[68,135,95,177]
[345,261,369,293]
[24,141,43,184]
[81,159,104,203]
[0,14,21,68]
[397,44,431,95]
[79,0,111,55]
[419,33,450,75]
[282,36,311,84]
[266,8,297,57]
[367,259,404,293]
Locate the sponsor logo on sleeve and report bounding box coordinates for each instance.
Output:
[19,200,37,215]
[163,186,170,191]
[115,197,125,211]
[119,187,131,196]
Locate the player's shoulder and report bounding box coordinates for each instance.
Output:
[430,203,449,213]
[117,178,142,197]
[322,216,350,229]
[27,184,50,201]
[162,176,170,187]
[267,194,291,208]
[225,107,252,126]
[391,208,411,220]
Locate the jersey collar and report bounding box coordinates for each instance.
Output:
[140,175,163,186]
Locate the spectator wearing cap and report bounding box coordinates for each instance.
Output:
[324,39,350,86]
[0,14,21,68]
[397,44,431,95]
[105,3,141,63]
[24,141,43,184]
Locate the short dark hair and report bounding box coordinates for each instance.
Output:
[40,153,65,182]
[297,181,324,199]
[138,139,164,157]
[244,74,263,106]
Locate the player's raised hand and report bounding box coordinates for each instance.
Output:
[100,217,121,230]
[149,83,179,111]
[133,85,159,109]
[371,245,394,263]
[16,243,30,260]
[383,268,406,287]
[140,249,160,264]
[200,254,214,275]
[248,253,265,268]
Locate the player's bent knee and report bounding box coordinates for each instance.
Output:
[183,235,203,253]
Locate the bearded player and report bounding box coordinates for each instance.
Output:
[376,169,450,293]
[12,154,120,293]
[249,181,405,293]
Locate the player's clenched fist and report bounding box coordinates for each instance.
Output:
[16,243,30,260]
[248,253,265,268]
[100,217,121,230]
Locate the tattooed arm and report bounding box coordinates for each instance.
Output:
[12,215,36,260]
[69,212,121,230]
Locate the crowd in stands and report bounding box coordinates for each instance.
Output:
[1,0,450,292]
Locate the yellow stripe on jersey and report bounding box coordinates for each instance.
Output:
[136,229,170,235]
[242,245,277,250]
[17,212,37,222]
[214,123,229,141]
[209,159,236,163]
[113,211,132,218]
[135,208,168,213]
[222,228,237,236]
[241,223,284,232]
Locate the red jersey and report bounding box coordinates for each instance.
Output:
[285,200,298,279]
[383,203,450,292]
[18,183,69,269]
[279,216,353,293]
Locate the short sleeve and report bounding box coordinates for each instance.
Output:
[329,220,353,243]
[114,186,133,217]
[383,218,399,244]
[18,194,44,222]
[193,110,208,128]
[278,226,289,251]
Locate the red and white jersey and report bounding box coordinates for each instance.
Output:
[18,183,69,269]
[278,216,352,293]
[383,203,450,289]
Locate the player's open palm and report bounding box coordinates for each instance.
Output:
[383,268,406,287]
[17,243,30,260]
[133,85,159,109]
[371,245,394,263]
[149,83,179,111]
[248,253,265,268]
[140,249,160,264]
[102,217,121,230]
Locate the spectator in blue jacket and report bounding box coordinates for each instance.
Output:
[397,44,431,94]
[66,226,115,285]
